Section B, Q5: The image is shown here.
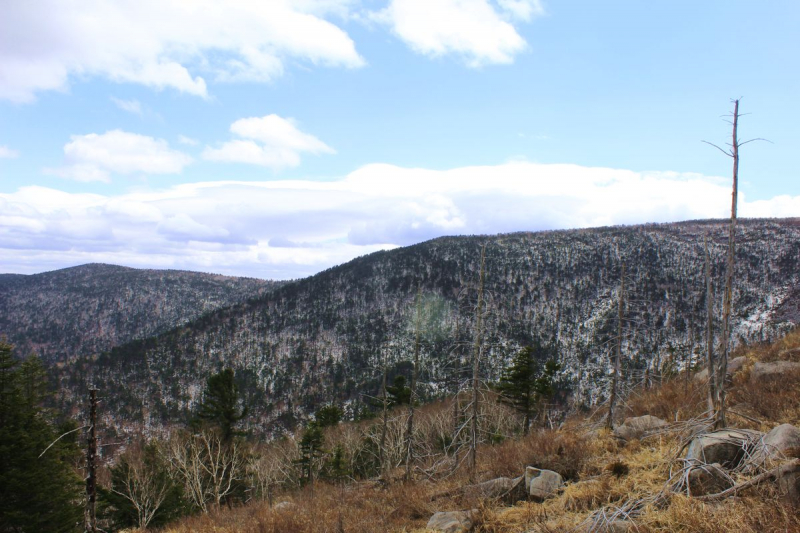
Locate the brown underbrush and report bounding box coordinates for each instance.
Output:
[161,327,800,533]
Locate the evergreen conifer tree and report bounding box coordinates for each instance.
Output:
[193,368,248,442]
[496,341,561,435]
[0,342,83,532]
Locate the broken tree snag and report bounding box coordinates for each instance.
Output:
[607,262,625,430]
[704,235,716,415]
[468,243,486,481]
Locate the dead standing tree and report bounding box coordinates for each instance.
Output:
[468,244,487,481]
[606,263,625,430]
[702,98,768,429]
[403,287,423,481]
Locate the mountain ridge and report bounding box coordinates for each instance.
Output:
[50,218,800,434]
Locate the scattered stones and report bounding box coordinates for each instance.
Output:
[426,509,477,533]
[525,467,564,500]
[694,356,747,382]
[750,361,800,384]
[612,415,667,441]
[762,424,800,460]
[685,428,763,468]
[687,463,733,496]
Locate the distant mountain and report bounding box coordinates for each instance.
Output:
[56,220,800,433]
[0,263,282,362]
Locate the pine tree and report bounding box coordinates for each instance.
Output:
[0,342,83,532]
[193,368,248,442]
[295,425,325,485]
[496,342,561,435]
[385,375,412,407]
[314,404,343,428]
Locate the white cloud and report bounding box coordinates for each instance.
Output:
[110,97,143,115]
[0,1,364,103]
[203,115,335,169]
[45,130,192,182]
[372,0,540,66]
[178,135,200,146]
[0,145,19,159]
[2,162,797,279]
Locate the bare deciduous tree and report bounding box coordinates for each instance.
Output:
[164,430,245,512]
[111,441,172,529]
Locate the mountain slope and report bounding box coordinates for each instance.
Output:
[61,219,800,432]
[0,263,281,362]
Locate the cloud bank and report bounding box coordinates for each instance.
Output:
[0,0,364,102]
[2,162,797,279]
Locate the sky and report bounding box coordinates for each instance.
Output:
[1,0,799,280]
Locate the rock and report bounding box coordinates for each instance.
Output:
[694,356,747,382]
[686,463,733,496]
[750,361,800,384]
[762,424,800,459]
[685,428,763,468]
[525,467,564,500]
[465,476,526,503]
[612,415,667,441]
[426,510,476,533]
[776,461,800,507]
[778,347,800,358]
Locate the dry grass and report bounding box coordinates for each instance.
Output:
[161,328,800,533]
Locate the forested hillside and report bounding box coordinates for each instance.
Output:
[0,263,281,362]
[55,219,800,434]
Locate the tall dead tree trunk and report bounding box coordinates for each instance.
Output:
[468,244,486,481]
[404,287,422,481]
[704,235,716,415]
[85,388,98,533]
[715,100,740,429]
[379,349,389,479]
[606,264,625,430]
[702,99,763,429]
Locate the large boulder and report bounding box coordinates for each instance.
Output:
[776,461,800,507]
[613,415,667,441]
[525,467,564,500]
[694,356,747,382]
[763,424,800,460]
[465,476,526,503]
[750,361,800,384]
[426,510,476,533]
[685,428,763,468]
[686,463,733,496]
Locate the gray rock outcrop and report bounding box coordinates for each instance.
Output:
[694,356,747,382]
[762,424,800,460]
[686,463,733,496]
[465,476,526,503]
[750,361,800,384]
[525,467,564,500]
[612,415,667,441]
[685,428,763,468]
